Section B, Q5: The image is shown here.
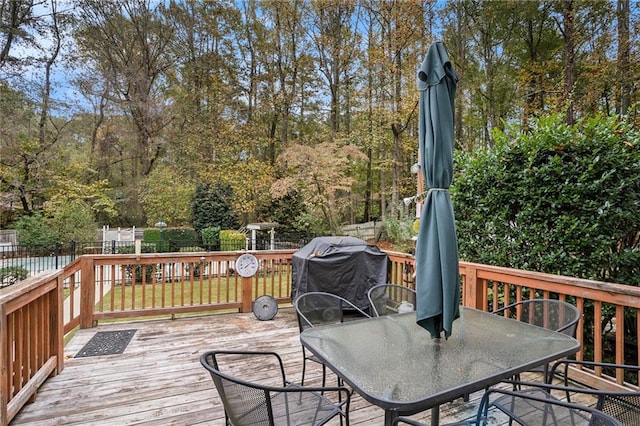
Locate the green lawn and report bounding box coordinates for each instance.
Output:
[98,275,289,311]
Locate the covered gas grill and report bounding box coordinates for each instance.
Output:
[291,236,389,311]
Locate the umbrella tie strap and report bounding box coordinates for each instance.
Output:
[427,188,449,198]
[405,188,449,205]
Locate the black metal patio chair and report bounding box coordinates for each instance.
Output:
[200,349,351,426]
[547,359,640,425]
[478,386,621,425]
[367,283,416,317]
[493,299,581,337]
[294,291,370,387]
[393,416,474,425]
[493,299,581,383]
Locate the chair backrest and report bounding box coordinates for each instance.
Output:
[480,387,622,426]
[599,393,640,425]
[200,349,349,426]
[494,299,581,337]
[201,350,286,425]
[367,284,416,316]
[294,291,371,332]
[550,359,640,425]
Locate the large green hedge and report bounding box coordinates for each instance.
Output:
[452,114,640,287]
[142,227,199,252]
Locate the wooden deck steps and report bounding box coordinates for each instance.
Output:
[11,308,552,425]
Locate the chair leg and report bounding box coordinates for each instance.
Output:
[337,375,345,426]
[322,363,327,387]
[301,357,308,386]
[512,373,522,390]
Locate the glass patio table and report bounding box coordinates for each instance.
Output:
[300,306,580,426]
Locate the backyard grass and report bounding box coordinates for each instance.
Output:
[98,274,290,311]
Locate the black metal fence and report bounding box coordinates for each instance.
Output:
[0,234,313,279]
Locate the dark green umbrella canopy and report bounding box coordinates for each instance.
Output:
[415,42,460,339]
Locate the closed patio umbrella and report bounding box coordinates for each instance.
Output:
[415,41,460,339]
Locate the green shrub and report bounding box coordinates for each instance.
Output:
[220,230,246,251]
[452,114,640,361]
[14,202,98,248]
[0,266,29,288]
[143,228,161,242]
[383,210,414,242]
[191,183,239,238]
[453,113,640,286]
[179,246,204,252]
[164,228,198,252]
[201,226,220,251]
[49,200,98,242]
[142,227,198,252]
[382,210,415,253]
[14,212,58,249]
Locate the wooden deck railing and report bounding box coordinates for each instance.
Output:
[0,271,64,425]
[2,249,639,423]
[456,261,640,391]
[73,250,296,328]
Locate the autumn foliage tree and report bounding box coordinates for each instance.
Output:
[2,0,640,239]
[272,141,367,234]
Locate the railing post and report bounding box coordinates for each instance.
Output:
[241,276,253,313]
[0,302,8,426]
[79,257,96,329]
[55,242,60,269]
[462,263,484,310]
[52,274,64,374]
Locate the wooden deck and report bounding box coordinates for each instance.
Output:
[10,308,531,425]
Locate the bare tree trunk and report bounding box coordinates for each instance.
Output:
[38,0,62,147]
[0,0,32,69]
[451,2,467,148]
[272,3,302,146]
[242,0,259,122]
[617,0,630,116]
[561,0,576,125]
[76,0,174,179]
[363,16,375,223]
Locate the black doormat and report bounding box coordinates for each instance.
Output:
[75,329,136,357]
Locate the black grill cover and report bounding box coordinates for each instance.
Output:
[291,236,389,310]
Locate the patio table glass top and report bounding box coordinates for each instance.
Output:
[300,306,580,424]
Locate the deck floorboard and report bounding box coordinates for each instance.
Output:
[11,308,548,425]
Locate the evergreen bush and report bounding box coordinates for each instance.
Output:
[191,183,239,238]
[453,114,639,286]
[13,212,58,249]
[220,230,246,251]
[0,266,29,288]
[201,226,220,251]
[452,114,640,361]
[164,228,198,252]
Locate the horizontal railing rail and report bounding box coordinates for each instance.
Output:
[3,250,639,424]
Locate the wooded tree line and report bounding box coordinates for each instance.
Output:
[1,0,639,237]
